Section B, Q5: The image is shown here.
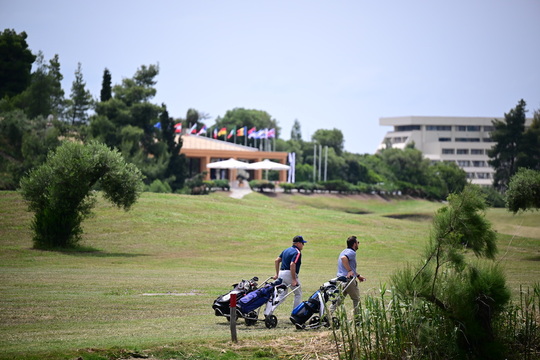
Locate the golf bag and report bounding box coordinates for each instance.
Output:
[212,276,259,317]
[290,276,349,329]
[237,278,283,314]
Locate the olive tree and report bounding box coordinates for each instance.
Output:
[506,168,540,213]
[19,141,144,249]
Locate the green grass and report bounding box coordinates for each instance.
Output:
[0,190,538,359]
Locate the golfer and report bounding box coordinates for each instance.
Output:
[273,235,307,308]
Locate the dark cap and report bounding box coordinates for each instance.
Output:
[293,235,307,244]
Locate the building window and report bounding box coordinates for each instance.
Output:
[456,126,467,131]
[466,172,476,179]
[426,125,452,131]
[442,148,455,155]
[473,160,486,167]
[471,149,484,155]
[457,149,469,155]
[458,160,471,167]
[476,172,491,179]
[395,125,421,132]
[483,126,495,132]
[483,137,493,142]
[467,126,481,131]
[439,137,452,142]
[456,138,480,142]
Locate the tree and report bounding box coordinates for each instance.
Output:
[312,128,344,156]
[505,168,540,213]
[291,119,302,141]
[0,29,36,99]
[67,62,93,125]
[520,109,540,170]
[90,64,168,185]
[0,110,62,190]
[216,108,280,145]
[488,99,528,191]
[159,105,186,191]
[431,161,467,194]
[17,52,66,119]
[19,141,144,249]
[392,185,510,358]
[100,68,112,102]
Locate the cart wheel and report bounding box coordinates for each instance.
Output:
[308,316,321,328]
[322,316,330,328]
[265,315,278,329]
[332,316,340,329]
[245,311,258,326]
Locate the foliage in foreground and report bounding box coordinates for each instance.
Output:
[19,141,144,249]
[333,283,540,360]
[331,185,539,359]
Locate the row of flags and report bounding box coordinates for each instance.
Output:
[154,122,276,140]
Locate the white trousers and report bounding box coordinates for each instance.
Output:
[278,270,302,308]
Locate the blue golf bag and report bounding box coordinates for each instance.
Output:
[290,276,349,329]
[212,276,259,317]
[237,278,282,314]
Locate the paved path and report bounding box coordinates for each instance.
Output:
[229,182,252,199]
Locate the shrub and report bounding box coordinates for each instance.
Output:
[212,179,230,191]
[147,179,172,193]
[279,182,295,193]
[249,180,274,192]
[19,141,144,249]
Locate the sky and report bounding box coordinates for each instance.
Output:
[2,0,539,154]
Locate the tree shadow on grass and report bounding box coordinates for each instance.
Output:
[32,245,148,258]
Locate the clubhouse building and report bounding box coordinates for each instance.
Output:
[179,134,289,183]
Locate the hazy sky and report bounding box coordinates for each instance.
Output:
[2,0,539,154]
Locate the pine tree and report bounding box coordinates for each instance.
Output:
[100,68,112,102]
[68,62,93,125]
[488,99,528,191]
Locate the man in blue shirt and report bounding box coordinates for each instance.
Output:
[273,235,307,308]
[336,235,366,316]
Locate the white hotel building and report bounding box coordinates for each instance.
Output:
[378,116,533,186]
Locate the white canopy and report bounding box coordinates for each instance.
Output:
[247,159,290,170]
[206,158,250,169]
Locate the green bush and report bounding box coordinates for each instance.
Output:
[146,179,172,193]
[249,180,275,192]
[212,179,230,191]
[321,180,355,193]
[479,186,506,208]
[19,141,144,249]
[279,182,295,193]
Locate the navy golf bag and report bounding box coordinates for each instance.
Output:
[212,276,259,317]
[237,278,283,314]
[290,276,349,329]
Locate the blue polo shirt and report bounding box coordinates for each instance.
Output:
[279,245,302,274]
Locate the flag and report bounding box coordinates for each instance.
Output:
[174,123,182,133]
[248,127,257,138]
[197,125,207,136]
[237,126,247,137]
[218,127,227,137]
[189,123,197,134]
[267,128,275,139]
[227,127,236,139]
[154,122,161,129]
[257,128,268,139]
[213,128,218,139]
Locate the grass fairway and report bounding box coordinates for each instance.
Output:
[1,190,539,359]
